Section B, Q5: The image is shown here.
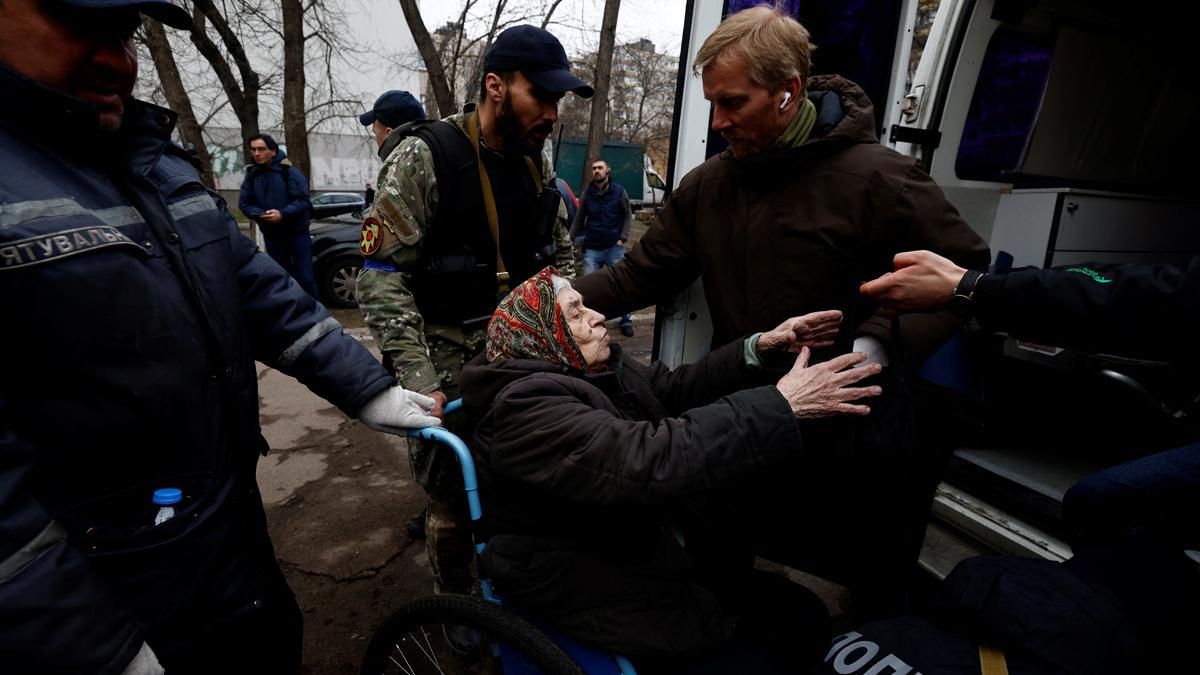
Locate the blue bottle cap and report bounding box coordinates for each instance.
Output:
[153,488,183,505]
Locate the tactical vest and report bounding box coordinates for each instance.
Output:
[403,120,560,329]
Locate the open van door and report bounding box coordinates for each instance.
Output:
[885,0,1200,575]
[664,0,1200,578]
[644,158,667,208]
[890,0,1200,246]
[659,0,923,366]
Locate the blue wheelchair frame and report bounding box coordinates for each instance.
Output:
[408,399,638,675]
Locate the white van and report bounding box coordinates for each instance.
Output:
[661,0,1199,577]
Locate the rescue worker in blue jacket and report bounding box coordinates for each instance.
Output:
[239,133,319,298]
[0,1,439,674]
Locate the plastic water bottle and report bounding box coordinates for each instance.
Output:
[153,488,182,525]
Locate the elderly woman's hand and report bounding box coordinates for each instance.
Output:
[757,310,842,353]
[775,347,882,418]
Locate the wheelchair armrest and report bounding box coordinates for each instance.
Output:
[407,419,481,523]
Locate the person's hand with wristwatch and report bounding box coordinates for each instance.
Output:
[859,250,985,318]
[947,269,985,320]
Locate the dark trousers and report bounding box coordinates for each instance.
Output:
[160,566,303,674]
[633,570,831,675]
[264,228,319,299]
[583,245,632,328]
[737,370,941,622]
[137,487,305,674]
[1064,441,1200,550]
[1062,443,1200,673]
[742,455,930,619]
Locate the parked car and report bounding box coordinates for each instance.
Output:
[311,192,366,220]
[310,218,362,308]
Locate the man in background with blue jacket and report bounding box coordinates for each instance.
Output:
[0,0,438,673]
[239,133,319,298]
[570,158,635,336]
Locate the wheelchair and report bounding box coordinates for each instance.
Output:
[359,399,638,675]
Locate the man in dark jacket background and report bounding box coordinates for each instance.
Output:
[0,2,438,673]
[573,4,990,618]
[239,132,319,298]
[570,158,635,336]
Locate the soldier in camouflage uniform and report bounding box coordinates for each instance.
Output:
[357,27,592,593]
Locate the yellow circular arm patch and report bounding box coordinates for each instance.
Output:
[359,217,382,256]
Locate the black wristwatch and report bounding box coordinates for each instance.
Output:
[948,270,985,320]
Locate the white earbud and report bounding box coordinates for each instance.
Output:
[779,92,792,110]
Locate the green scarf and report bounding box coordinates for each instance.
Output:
[770,97,817,151]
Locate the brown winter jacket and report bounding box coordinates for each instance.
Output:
[574,75,990,362]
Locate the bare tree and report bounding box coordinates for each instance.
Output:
[555,55,595,139]
[398,0,458,118]
[303,6,373,136]
[609,40,676,160]
[399,0,577,116]
[581,0,621,192]
[555,38,677,177]
[462,0,508,103]
[281,0,309,177]
[140,16,215,187]
[438,3,481,111]
[188,0,262,165]
[540,0,566,29]
[135,0,373,192]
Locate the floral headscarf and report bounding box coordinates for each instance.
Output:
[486,267,588,370]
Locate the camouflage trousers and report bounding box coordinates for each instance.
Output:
[407,329,483,594]
[414,435,475,594]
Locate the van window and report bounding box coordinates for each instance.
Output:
[956,16,1200,193]
[954,28,1053,182]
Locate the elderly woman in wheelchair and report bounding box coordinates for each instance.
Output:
[445,267,882,673]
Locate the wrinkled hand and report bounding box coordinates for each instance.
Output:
[261,209,283,223]
[428,390,448,421]
[775,347,882,419]
[359,386,440,433]
[859,250,966,315]
[120,642,163,675]
[757,310,843,353]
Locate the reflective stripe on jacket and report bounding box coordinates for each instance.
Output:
[0,65,391,673]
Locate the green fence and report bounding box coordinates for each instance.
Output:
[554,138,645,201]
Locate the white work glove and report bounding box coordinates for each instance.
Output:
[852,335,890,369]
[358,386,440,433]
[120,642,163,675]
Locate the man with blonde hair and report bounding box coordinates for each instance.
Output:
[574,4,990,619]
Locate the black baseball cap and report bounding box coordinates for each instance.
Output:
[482,25,594,98]
[359,90,426,128]
[59,0,192,29]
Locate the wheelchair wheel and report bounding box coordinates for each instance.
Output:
[360,594,584,675]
